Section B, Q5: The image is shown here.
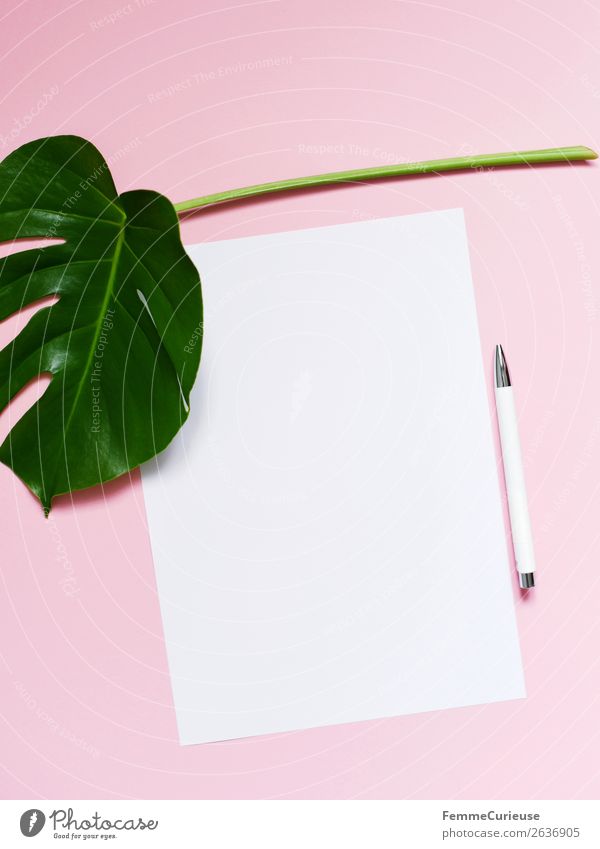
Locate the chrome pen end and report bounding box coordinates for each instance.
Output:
[519,572,535,589]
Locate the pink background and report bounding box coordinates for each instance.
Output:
[1,0,600,799]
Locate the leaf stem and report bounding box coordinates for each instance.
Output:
[173,145,597,213]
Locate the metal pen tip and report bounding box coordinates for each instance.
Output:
[495,344,511,388]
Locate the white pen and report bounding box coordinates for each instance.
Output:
[494,344,537,589]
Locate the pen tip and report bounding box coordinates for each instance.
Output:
[495,344,511,387]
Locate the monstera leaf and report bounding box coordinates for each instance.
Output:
[0,135,202,513]
[0,135,595,513]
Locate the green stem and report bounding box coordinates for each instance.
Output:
[173,145,597,213]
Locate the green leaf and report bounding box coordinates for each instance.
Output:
[0,135,202,514]
[0,135,596,515]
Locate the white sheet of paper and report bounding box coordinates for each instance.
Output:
[142,209,525,745]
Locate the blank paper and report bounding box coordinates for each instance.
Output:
[142,209,525,744]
